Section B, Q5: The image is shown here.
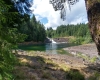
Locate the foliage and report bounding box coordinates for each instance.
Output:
[18,44,46,51]
[13,0,33,14]
[76,52,97,63]
[46,23,92,44]
[0,0,32,79]
[46,27,53,38]
[19,15,46,42]
[0,39,16,80]
[49,0,79,20]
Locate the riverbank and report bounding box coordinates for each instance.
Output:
[63,43,98,58]
[18,41,44,46]
[13,47,100,80]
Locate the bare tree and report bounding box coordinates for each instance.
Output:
[50,0,100,55]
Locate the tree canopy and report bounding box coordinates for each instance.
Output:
[46,23,92,44]
[19,15,46,42]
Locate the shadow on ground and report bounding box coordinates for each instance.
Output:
[82,62,100,80]
[13,54,85,80]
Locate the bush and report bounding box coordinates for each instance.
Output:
[69,37,84,45]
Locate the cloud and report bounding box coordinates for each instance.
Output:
[31,0,88,29]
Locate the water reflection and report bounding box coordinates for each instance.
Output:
[45,43,57,54]
[45,43,73,54]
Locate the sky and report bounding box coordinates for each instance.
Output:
[31,0,88,30]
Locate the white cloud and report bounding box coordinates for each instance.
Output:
[31,0,88,29]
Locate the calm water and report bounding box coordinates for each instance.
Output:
[45,43,76,54]
[18,43,77,54]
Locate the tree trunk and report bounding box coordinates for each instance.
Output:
[85,0,100,55]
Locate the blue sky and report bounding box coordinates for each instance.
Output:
[31,0,88,29]
[40,17,48,24]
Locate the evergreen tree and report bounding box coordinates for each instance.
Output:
[46,24,92,44]
[19,15,46,42]
[0,0,32,79]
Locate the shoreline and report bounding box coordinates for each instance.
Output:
[63,43,98,58]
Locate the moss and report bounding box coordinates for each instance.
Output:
[57,49,70,55]
[90,57,97,63]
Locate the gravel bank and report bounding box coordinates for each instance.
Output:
[63,43,98,57]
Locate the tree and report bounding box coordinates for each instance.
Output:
[85,0,100,55]
[49,0,100,55]
[19,15,46,42]
[47,27,53,38]
[0,0,32,79]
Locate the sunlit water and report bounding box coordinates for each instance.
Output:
[18,42,77,54]
[45,43,75,54]
[45,43,57,54]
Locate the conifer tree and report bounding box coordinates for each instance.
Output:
[0,0,32,79]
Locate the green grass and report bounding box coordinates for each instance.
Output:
[0,75,2,80]
[57,49,72,55]
[76,53,97,63]
[90,57,97,63]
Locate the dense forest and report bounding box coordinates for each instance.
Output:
[19,15,46,42]
[46,23,92,44]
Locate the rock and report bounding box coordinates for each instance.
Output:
[53,38,69,43]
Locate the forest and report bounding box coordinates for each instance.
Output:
[46,23,92,44]
[19,15,46,42]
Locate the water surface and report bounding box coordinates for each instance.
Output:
[18,43,77,54]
